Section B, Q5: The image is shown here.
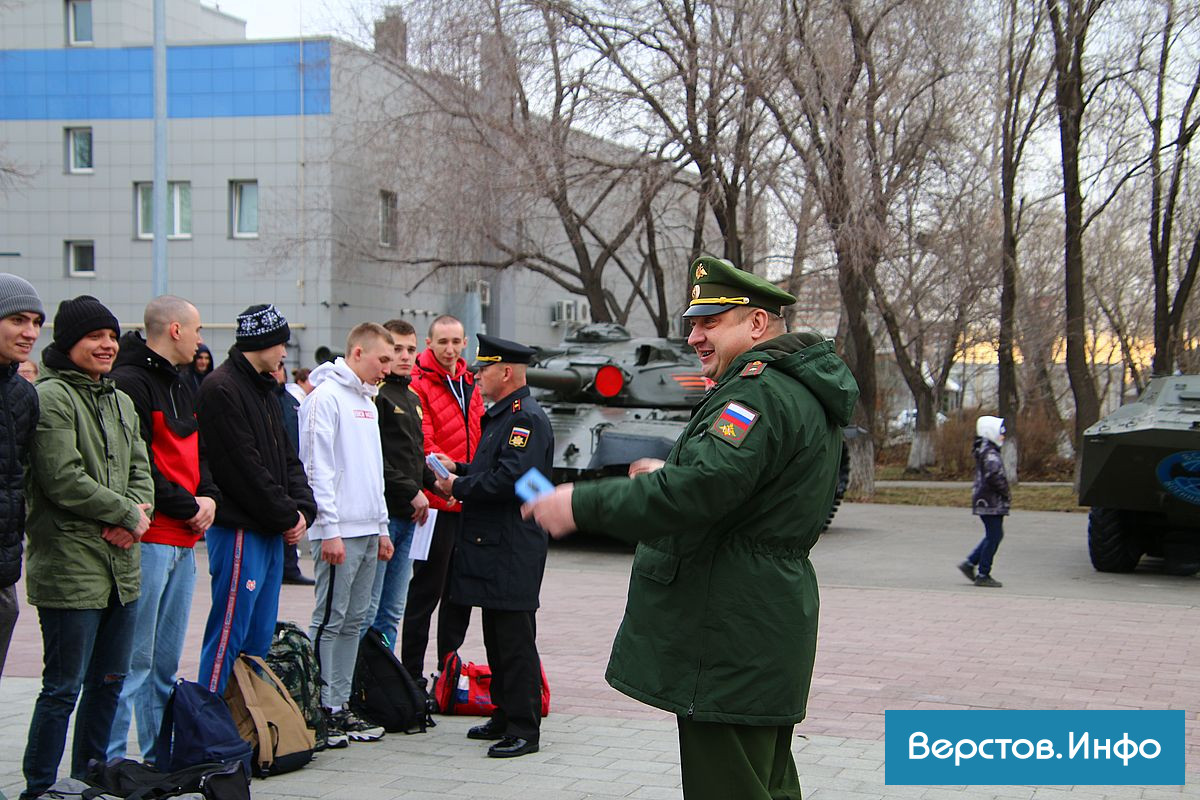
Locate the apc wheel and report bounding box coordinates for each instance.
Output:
[1088,507,1142,573]
[820,444,851,533]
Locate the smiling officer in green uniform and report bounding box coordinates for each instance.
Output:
[525,257,859,799]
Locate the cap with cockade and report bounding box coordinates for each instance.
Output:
[473,333,537,367]
[683,256,797,318]
[234,304,290,352]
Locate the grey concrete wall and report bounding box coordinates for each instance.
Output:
[0,0,246,50]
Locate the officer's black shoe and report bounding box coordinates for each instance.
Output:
[467,720,506,740]
[282,573,316,586]
[487,736,539,758]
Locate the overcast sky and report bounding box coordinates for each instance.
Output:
[201,0,378,42]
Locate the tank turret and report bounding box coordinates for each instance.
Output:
[1079,375,1200,574]
[529,323,849,532]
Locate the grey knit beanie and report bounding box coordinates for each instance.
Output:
[0,274,45,324]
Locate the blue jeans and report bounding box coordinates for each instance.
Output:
[968,514,1005,577]
[22,591,139,799]
[363,517,415,650]
[108,543,196,763]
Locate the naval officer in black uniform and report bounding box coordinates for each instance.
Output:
[432,333,553,758]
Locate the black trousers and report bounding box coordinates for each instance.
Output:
[400,510,471,680]
[676,717,801,799]
[481,608,540,742]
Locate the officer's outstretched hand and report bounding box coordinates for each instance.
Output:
[523,484,576,539]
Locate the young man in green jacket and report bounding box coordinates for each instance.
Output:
[526,258,859,800]
[21,296,154,800]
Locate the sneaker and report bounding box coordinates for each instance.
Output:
[332,706,385,742]
[957,560,976,582]
[322,708,349,749]
[974,574,1003,588]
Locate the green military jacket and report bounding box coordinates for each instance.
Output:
[25,362,154,609]
[572,332,858,725]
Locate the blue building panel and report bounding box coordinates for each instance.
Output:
[0,40,331,120]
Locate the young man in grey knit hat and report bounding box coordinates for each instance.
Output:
[0,273,44,683]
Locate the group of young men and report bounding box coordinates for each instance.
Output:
[0,274,556,799]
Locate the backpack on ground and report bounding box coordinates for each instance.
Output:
[154,680,253,778]
[349,626,433,734]
[83,758,249,800]
[432,651,551,717]
[223,654,315,777]
[265,620,327,750]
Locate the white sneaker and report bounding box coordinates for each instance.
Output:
[332,706,385,742]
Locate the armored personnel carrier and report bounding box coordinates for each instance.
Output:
[528,323,850,531]
[1079,375,1200,574]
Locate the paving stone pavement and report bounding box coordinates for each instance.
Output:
[1,503,1196,798]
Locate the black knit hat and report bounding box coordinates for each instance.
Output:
[234,304,290,352]
[51,295,120,352]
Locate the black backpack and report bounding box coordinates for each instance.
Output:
[83,757,250,800]
[349,627,433,733]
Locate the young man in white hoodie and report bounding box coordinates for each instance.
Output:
[300,322,396,746]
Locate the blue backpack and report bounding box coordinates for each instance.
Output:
[155,679,253,777]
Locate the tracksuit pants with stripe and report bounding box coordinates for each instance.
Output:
[309,534,379,710]
[198,526,283,696]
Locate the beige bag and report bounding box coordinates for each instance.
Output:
[224,654,315,776]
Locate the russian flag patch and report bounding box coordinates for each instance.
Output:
[708,400,760,448]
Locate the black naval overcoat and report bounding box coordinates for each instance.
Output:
[448,385,554,611]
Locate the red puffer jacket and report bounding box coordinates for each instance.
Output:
[411,348,483,513]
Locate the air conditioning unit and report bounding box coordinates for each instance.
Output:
[472,279,491,308]
[552,299,578,323]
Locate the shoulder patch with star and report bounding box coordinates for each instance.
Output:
[509,426,531,448]
[740,360,766,378]
[512,398,522,413]
[708,400,760,448]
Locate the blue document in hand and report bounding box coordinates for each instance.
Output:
[426,453,451,480]
[516,468,555,503]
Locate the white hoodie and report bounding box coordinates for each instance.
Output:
[299,358,388,541]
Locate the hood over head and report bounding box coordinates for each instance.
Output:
[976,415,1005,446]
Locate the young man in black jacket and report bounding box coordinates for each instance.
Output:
[0,274,43,682]
[363,319,431,650]
[107,296,219,761]
[196,304,317,694]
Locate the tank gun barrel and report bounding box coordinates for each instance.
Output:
[527,367,589,394]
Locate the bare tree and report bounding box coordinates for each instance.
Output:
[757,0,963,495]
[993,0,1054,482]
[1137,0,1200,377]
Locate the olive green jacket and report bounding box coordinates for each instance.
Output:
[25,363,154,609]
[572,333,858,725]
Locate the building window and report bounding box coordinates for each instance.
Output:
[66,241,95,276]
[230,180,259,238]
[136,182,192,239]
[379,190,397,247]
[66,127,92,173]
[67,0,93,45]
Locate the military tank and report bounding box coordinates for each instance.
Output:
[1078,375,1200,575]
[527,322,850,531]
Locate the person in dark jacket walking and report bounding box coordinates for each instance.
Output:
[363,319,430,650]
[106,296,220,762]
[22,296,154,800]
[195,304,316,695]
[0,273,44,682]
[271,365,314,586]
[434,334,553,759]
[958,415,1011,588]
[526,258,859,799]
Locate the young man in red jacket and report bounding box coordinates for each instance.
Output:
[401,314,482,683]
